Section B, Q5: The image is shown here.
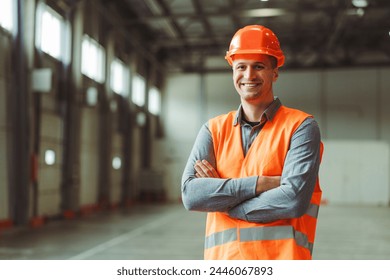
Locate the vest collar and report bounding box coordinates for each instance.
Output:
[233,97,282,126]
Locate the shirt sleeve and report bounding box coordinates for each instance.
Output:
[181,123,257,212]
[228,117,322,223]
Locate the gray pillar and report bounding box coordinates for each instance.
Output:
[10,0,30,225]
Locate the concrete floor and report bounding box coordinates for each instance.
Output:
[0,203,389,260]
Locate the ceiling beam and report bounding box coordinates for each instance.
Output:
[122,8,293,25]
[191,0,214,39]
[228,0,241,30]
[154,0,186,40]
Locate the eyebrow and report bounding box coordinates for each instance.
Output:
[235,61,267,66]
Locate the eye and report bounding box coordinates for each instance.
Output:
[254,64,265,70]
[235,64,246,70]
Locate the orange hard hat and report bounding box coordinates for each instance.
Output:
[225,25,285,67]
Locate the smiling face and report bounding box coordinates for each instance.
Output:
[232,54,279,106]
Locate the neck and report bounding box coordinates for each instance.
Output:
[241,98,274,122]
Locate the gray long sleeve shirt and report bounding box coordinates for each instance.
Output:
[181,98,321,223]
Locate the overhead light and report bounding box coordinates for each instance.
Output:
[352,0,368,8]
[260,0,269,2]
[241,8,286,17]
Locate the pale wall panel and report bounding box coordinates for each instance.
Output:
[275,70,322,120]
[162,74,202,201]
[325,69,378,139]
[132,127,142,199]
[0,80,7,219]
[164,74,201,141]
[205,73,240,120]
[39,140,62,192]
[40,113,62,141]
[0,131,9,220]
[80,107,99,206]
[38,190,61,217]
[0,80,6,126]
[110,133,123,204]
[379,68,390,142]
[38,167,62,216]
[320,140,389,205]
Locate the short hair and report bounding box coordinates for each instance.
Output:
[231,54,278,69]
[269,56,277,69]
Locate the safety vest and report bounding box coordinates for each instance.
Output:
[205,106,323,260]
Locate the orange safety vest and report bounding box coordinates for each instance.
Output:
[205,106,323,260]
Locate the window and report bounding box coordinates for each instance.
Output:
[132,74,146,107]
[36,3,70,62]
[110,58,129,97]
[0,0,14,32]
[148,86,161,115]
[81,35,106,83]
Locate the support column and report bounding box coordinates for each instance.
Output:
[10,0,30,225]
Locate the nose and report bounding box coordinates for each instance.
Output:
[244,67,256,80]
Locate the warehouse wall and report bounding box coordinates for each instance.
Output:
[0,33,11,223]
[0,0,166,226]
[154,74,201,201]
[162,67,390,205]
[0,15,15,226]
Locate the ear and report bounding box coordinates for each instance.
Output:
[272,68,279,82]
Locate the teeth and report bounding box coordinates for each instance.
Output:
[242,83,257,87]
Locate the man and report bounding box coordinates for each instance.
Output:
[181,25,323,260]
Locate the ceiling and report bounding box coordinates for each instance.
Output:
[103,0,390,72]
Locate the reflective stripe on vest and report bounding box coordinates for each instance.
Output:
[205,226,313,253]
[205,202,319,253]
[205,228,237,249]
[306,203,320,219]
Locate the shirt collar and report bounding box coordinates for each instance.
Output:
[233,97,282,126]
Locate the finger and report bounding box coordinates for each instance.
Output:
[196,161,213,177]
[201,160,219,178]
[194,163,207,177]
[199,160,218,178]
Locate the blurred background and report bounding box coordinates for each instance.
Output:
[0,0,389,260]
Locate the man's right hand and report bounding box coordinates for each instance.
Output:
[256,176,281,194]
[194,159,220,178]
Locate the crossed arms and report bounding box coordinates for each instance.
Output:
[181,118,321,223]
